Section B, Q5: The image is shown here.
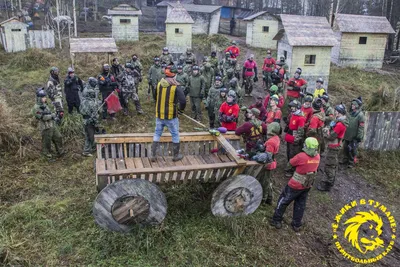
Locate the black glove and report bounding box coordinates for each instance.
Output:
[293,86,301,92]
[254,76,258,82]
[283,117,288,124]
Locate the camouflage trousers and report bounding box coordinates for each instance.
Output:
[119,91,143,113]
[321,147,340,187]
[262,71,272,90]
[258,168,273,202]
[83,123,96,154]
[41,127,63,157]
[190,97,202,121]
[244,75,254,95]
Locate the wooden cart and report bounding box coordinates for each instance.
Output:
[93,132,264,232]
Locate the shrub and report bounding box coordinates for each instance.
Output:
[8,48,58,71]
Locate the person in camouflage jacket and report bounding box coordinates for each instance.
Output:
[119,63,144,115]
[219,52,231,77]
[130,54,143,93]
[148,57,163,102]
[33,88,65,159]
[46,66,64,122]
[201,63,215,100]
[80,79,99,156]
[160,47,173,65]
[206,76,224,128]
[209,51,219,76]
[342,97,365,168]
[176,65,189,96]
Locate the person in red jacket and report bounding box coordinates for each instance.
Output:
[270,137,320,232]
[306,99,326,152]
[286,68,307,103]
[265,95,282,126]
[259,122,281,204]
[283,100,306,177]
[264,85,284,109]
[262,50,276,90]
[318,104,348,191]
[235,108,267,156]
[242,54,258,97]
[225,40,240,58]
[301,94,313,124]
[219,90,240,130]
[249,96,266,121]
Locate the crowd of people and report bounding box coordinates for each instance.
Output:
[33,41,366,231]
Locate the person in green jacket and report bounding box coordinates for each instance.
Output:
[160,47,173,65]
[148,57,163,102]
[219,52,231,77]
[80,80,99,157]
[201,63,215,100]
[33,88,65,159]
[176,65,189,96]
[342,97,365,168]
[184,48,196,65]
[206,76,223,128]
[188,65,205,121]
[183,58,193,76]
[209,51,219,76]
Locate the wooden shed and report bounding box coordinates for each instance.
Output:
[273,14,337,92]
[0,17,28,53]
[108,4,142,41]
[331,14,395,69]
[243,11,279,49]
[166,3,221,35]
[69,38,118,67]
[156,0,193,31]
[165,2,194,54]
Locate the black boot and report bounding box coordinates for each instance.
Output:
[317,181,331,192]
[150,142,159,162]
[172,143,183,162]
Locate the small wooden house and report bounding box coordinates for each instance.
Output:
[167,2,221,35]
[331,14,395,69]
[0,17,28,53]
[273,15,337,92]
[108,4,142,41]
[165,2,194,54]
[156,0,193,31]
[243,11,279,49]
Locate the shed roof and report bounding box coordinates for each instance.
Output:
[243,11,268,21]
[334,14,395,34]
[157,0,193,7]
[168,2,221,13]
[70,38,118,53]
[165,2,194,24]
[0,17,27,26]
[274,14,337,47]
[108,4,142,16]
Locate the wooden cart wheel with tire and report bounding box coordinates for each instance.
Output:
[93,179,167,232]
[93,132,264,232]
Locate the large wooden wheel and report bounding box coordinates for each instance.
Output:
[211,175,262,217]
[93,179,167,232]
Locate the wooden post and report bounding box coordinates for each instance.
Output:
[56,0,62,49]
[73,0,77,37]
[84,0,87,22]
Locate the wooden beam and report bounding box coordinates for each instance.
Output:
[97,162,238,177]
[215,134,246,166]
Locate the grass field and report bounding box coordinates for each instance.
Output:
[1,34,399,266]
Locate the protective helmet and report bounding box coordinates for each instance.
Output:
[252,153,272,164]
[186,58,193,64]
[269,85,279,93]
[232,40,237,45]
[289,100,301,109]
[50,66,59,74]
[304,137,319,149]
[227,90,236,104]
[312,98,323,110]
[249,54,255,59]
[229,79,237,87]
[220,87,228,95]
[211,51,216,56]
[177,65,183,70]
[316,78,324,84]
[231,58,237,63]
[186,48,192,53]
[161,63,167,68]
[228,90,236,98]
[280,56,285,62]
[250,108,261,117]
[192,65,200,71]
[225,51,230,56]
[321,92,329,102]
[179,55,185,61]
[36,87,46,97]
[215,76,222,81]
[103,64,110,71]
[227,68,234,75]
[125,62,134,69]
[132,54,138,59]
[267,122,281,136]
[295,68,302,75]
[154,57,160,62]
[88,77,97,87]
[67,67,74,73]
[352,97,362,107]
[163,47,169,52]
[304,95,313,103]
[270,94,279,103]
[267,49,272,54]
[203,56,209,62]
[335,103,347,115]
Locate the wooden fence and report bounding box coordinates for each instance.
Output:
[363,112,400,151]
[27,30,55,49]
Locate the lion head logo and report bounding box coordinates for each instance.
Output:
[344,211,384,254]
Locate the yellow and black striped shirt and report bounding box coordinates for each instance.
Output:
[155,82,186,120]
